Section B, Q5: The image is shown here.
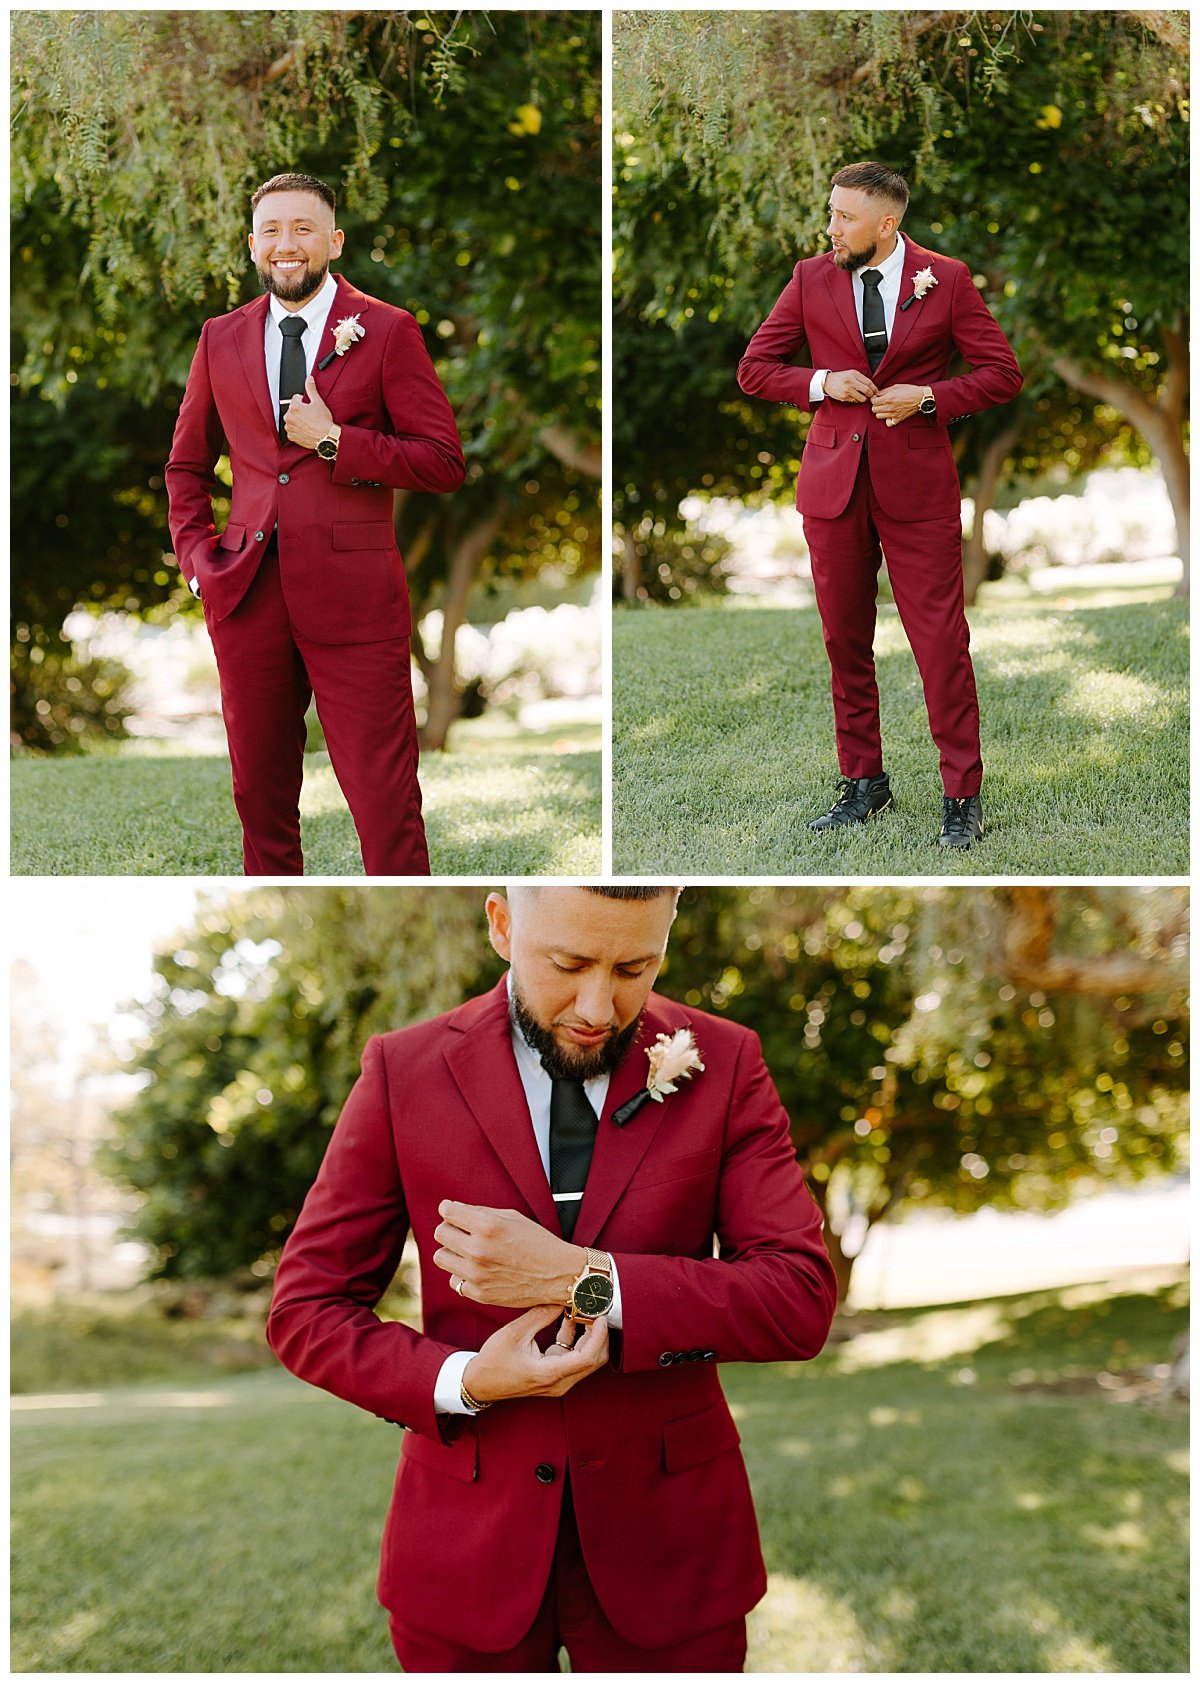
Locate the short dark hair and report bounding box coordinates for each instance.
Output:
[585,887,682,902]
[251,172,337,217]
[831,161,909,218]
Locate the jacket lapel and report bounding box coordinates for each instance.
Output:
[574,998,692,1247]
[442,981,559,1230]
[233,295,277,435]
[873,239,936,382]
[310,273,370,409]
[822,256,869,371]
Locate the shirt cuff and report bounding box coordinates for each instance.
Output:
[433,1348,480,1415]
[188,576,202,598]
[607,1254,623,1330]
[809,368,828,403]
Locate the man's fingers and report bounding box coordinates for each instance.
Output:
[515,1303,568,1340]
[575,1315,609,1363]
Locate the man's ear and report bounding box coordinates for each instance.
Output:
[484,892,513,962]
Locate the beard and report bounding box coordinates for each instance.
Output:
[833,239,878,273]
[256,256,329,305]
[510,976,642,1082]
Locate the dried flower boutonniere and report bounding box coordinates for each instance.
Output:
[613,1028,705,1127]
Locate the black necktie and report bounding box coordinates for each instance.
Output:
[861,270,887,373]
[278,315,308,441]
[549,1078,597,1240]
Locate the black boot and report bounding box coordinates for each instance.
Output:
[938,794,984,848]
[810,774,895,832]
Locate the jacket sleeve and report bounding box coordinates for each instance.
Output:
[266,1037,458,1438]
[332,311,466,494]
[611,1030,839,1371]
[928,262,1023,419]
[736,263,819,410]
[164,321,227,588]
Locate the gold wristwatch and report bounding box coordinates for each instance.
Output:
[567,1248,615,1320]
[316,426,340,461]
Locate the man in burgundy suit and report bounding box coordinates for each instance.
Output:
[738,161,1022,848]
[268,886,837,1672]
[166,172,465,876]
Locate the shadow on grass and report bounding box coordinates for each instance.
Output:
[612,597,1188,875]
[10,748,602,876]
[732,1281,1189,1671]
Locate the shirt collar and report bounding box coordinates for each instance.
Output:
[268,268,338,330]
[859,231,906,285]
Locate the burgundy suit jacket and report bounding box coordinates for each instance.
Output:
[737,239,1022,522]
[267,978,837,1651]
[165,273,465,645]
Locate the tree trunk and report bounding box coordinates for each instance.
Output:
[822,1220,856,1305]
[414,506,503,752]
[621,526,642,602]
[1053,318,1189,596]
[962,420,1020,605]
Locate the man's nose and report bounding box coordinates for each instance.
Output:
[573,975,616,1026]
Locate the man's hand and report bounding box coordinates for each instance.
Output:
[434,1200,583,1308]
[824,370,878,403]
[464,1304,609,1403]
[870,384,926,427]
[283,374,335,448]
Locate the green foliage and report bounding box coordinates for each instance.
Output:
[106,888,504,1279]
[11,11,600,716]
[664,886,1187,1278]
[10,626,134,754]
[613,11,1188,541]
[619,518,733,604]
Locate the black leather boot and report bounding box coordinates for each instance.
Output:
[939,794,984,848]
[810,774,895,832]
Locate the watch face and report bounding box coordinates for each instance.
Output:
[317,439,337,459]
[573,1273,614,1318]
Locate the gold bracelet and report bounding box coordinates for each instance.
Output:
[460,1378,492,1412]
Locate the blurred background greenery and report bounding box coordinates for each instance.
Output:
[612,9,1188,604]
[11,10,600,756]
[12,883,1189,1669]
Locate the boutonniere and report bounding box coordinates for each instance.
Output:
[613,1029,705,1128]
[316,314,365,371]
[899,267,937,312]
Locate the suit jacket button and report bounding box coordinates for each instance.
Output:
[279,472,290,485]
[703,1350,716,1361]
[673,1351,688,1364]
[535,1463,556,1484]
[688,1349,703,1361]
[658,1353,673,1367]
[254,530,265,542]
[852,432,861,442]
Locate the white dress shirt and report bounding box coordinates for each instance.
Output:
[188,271,341,597]
[810,231,907,403]
[433,977,624,1415]
[264,268,340,421]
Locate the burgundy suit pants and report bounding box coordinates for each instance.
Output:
[387,1480,747,1673]
[803,447,983,796]
[205,544,430,876]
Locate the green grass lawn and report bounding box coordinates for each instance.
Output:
[10,714,601,876]
[612,591,1189,876]
[13,1277,1188,1672]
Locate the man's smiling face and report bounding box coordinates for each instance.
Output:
[248,190,345,308]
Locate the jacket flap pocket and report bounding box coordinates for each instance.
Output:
[635,1146,720,1190]
[402,1426,478,1483]
[805,425,836,448]
[663,1401,741,1474]
[217,522,246,552]
[908,428,949,448]
[333,521,395,551]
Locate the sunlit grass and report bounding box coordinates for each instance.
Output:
[612,594,1188,876]
[12,1278,1187,1672]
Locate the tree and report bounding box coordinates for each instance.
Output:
[12,11,600,746]
[613,11,1188,594]
[105,888,502,1279]
[663,885,1188,1300]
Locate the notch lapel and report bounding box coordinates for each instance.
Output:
[573,999,691,1247]
[233,295,277,436]
[822,257,869,372]
[310,274,370,409]
[872,241,934,382]
[442,983,559,1230]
